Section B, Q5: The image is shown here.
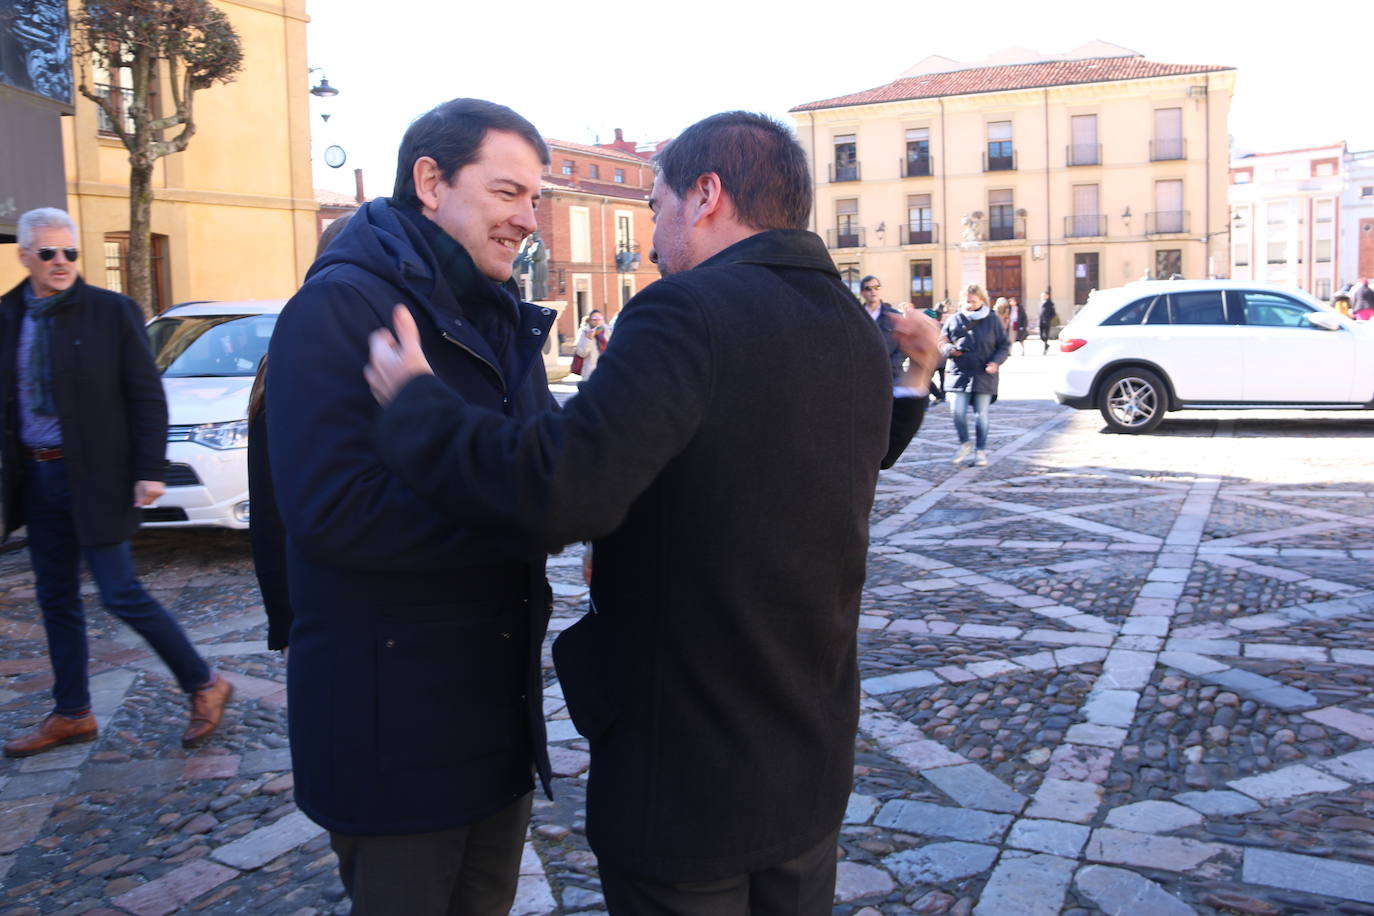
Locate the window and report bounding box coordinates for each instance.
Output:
[906,194,933,243]
[910,260,933,310]
[1232,169,1253,184]
[1315,278,1332,300]
[1266,241,1287,265]
[905,128,931,177]
[1312,159,1336,177]
[1152,180,1184,233]
[1267,201,1289,224]
[1069,114,1098,165]
[986,121,1013,171]
[561,159,574,176]
[1240,290,1314,327]
[104,232,169,313]
[839,264,861,297]
[569,206,591,262]
[1233,205,1250,228]
[833,134,858,182]
[1315,199,1333,223]
[1104,296,1160,325]
[1316,239,1332,263]
[1233,243,1250,267]
[92,48,150,136]
[614,169,625,184]
[1152,108,1183,160]
[1171,290,1225,324]
[835,198,860,247]
[1069,185,1100,237]
[1155,249,1182,279]
[988,189,1015,240]
[1363,186,1374,199]
[588,163,599,180]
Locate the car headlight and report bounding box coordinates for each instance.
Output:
[190,419,249,450]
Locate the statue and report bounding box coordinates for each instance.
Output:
[514,231,549,300]
[960,214,984,244]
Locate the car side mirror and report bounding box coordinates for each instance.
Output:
[1305,311,1342,331]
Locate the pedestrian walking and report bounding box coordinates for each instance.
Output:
[363,111,942,915]
[1010,296,1029,356]
[572,309,610,378]
[941,284,1010,468]
[1037,290,1057,354]
[266,99,558,914]
[1,207,232,759]
[859,275,908,382]
[1352,278,1374,320]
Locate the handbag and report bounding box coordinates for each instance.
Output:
[570,354,585,375]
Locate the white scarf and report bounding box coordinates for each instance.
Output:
[961,305,990,321]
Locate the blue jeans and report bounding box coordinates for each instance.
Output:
[23,458,210,715]
[949,390,992,450]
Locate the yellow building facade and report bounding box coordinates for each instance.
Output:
[0,0,316,311]
[791,46,1236,318]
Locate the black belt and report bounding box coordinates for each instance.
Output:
[25,446,64,462]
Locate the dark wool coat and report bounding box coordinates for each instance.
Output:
[1,278,167,545]
[874,302,909,381]
[265,199,555,835]
[941,309,1011,396]
[373,229,925,883]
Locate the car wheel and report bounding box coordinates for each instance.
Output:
[1097,367,1166,434]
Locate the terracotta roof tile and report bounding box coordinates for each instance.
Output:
[790,57,1233,111]
[545,137,651,163]
[539,176,650,201]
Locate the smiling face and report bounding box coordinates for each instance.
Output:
[423,129,543,281]
[19,226,79,298]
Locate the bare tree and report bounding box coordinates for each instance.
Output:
[72,0,243,316]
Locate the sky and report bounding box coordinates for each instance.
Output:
[306,0,1373,198]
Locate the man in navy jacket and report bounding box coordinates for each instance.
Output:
[365,112,941,913]
[265,99,556,914]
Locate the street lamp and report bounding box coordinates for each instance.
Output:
[309,67,338,98]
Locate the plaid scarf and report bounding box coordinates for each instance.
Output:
[25,283,77,416]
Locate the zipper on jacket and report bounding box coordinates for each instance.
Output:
[439,329,507,396]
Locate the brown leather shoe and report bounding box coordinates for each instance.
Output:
[182,672,234,748]
[4,712,98,758]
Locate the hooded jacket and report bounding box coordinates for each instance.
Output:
[264,198,555,835]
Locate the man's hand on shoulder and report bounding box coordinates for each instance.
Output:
[133,480,165,507]
[365,305,435,406]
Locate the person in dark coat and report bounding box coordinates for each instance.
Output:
[858,274,908,381]
[1352,278,1374,320]
[1037,290,1057,354]
[265,100,557,914]
[1,208,231,759]
[363,111,941,914]
[940,283,1010,468]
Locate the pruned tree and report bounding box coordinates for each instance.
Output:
[72,0,243,316]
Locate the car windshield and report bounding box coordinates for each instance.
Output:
[147,314,277,378]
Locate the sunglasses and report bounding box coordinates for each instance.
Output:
[862,285,880,292]
[32,246,79,263]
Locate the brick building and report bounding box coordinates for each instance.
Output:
[530,136,660,348]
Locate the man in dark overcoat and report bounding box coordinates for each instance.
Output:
[363,112,941,913]
[1,208,231,759]
[264,99,557,913]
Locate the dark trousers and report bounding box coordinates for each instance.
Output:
[23,457,211,715]
[330,791,533,916]
[599,826,840,916]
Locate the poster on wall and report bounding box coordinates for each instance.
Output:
[0,0,73,105]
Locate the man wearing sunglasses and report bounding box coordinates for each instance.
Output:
[1,208,231,760]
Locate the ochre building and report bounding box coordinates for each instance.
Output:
[790,43,1236,316]
[0,0,316,313]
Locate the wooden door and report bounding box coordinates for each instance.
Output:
[986,255,1022,304]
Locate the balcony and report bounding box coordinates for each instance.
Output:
[899,224,940,245]
[1150,138,1186,161]
[1066,143,1101,167]
[983,150,1017,172]
[829,161,861,182]
[902,156,934,178]
[1145,211,1189,235]
[1064,214,1107,238]
[986,216,1026,242]
[94,83,135,135]
[827,227,866,249]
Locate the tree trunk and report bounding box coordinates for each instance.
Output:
[127,160,154,318]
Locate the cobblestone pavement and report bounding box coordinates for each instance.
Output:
[2,360,1374,915]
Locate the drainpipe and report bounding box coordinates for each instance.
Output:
[1044,88,1051,298]
[939,98,949,301]
[600,197,608,310]
[808,112,818,233]
[1204,76,1211,277]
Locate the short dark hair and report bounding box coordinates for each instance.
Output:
[392,98,549,207]
[860,275,879,289]
[654,111,811,231]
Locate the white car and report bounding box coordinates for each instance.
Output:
[144,300,286,528]
[1053,280,1374,433]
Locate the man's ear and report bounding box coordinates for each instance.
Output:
[412,157,443,212]
[688,172,727,227]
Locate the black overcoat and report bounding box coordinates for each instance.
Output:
[265,199,555,835]
[373,229,925,882]
[0,278,166,545]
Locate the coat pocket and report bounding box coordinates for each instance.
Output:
[551,610,621,741]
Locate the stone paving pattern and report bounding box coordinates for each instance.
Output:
[2,366,1374,914]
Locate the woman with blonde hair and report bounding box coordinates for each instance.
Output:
[939,284,1010,467]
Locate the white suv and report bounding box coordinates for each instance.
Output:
[1053,280,1374,433]
[144,300,285,528]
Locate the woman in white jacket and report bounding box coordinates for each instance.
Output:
[573,309,610,379]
